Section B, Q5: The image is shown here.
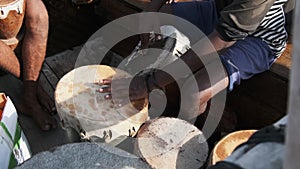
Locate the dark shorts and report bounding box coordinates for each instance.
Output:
[172,0,275,91]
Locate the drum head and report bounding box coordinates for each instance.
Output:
[16,142,151,169]
[55,65,148,143]
[135,117,208,169]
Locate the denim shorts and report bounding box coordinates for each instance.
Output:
[172,0,275,91]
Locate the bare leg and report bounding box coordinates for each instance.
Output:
[0,41,21,77]
[19,0,56,131]
[181,65,229,120]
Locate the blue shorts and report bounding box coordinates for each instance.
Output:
[172,0,275,91]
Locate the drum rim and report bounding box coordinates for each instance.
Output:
[211,129,257,164]
[55,65,148,122]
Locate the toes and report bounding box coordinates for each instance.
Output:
[37,84,56,114]
[39,116,57,131]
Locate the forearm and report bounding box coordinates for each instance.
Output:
[150,30,236,89]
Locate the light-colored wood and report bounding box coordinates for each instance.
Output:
[135,117,208,169]
[55,65,149,144]
[209,130,257,166]
[270,43,292,80]
[284,2,300,169]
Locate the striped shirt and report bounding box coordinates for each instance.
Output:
[252,0,288,57]
[216,0,293,57]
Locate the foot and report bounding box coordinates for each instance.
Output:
[37,83,57,115]
[18,81,57,131]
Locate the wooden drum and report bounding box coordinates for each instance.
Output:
[55,65,149,144]
[0,0,25,48]
[135,117,209,169]
[209,130,257,166]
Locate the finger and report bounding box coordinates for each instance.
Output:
[99,79,112,85]
[37,84,56,114]
[155,33,162,41]
[43,117,57,131]
[99,86,111,93]
[104,94,112,100]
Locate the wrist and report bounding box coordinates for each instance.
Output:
[145,70,162,92]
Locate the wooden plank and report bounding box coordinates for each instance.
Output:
[284,2,300,169]
[270,43,292,80]
[38,47,81,103]
[45,46,82,78]
[39,64,57,101]
[227,91,286,129]
[39,42,124,102]
[226,71,288,129]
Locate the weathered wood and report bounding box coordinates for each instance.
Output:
[227,71,288,129]
[209,130,257,166]
[211,116,287,169]
[270,43,292,80]
[284,2,300,169]
[136,117,208,169]
[45,46,81,78]
[38,46,82,100]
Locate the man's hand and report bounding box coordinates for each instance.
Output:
[98,75,149,107]
[140,0,171,49]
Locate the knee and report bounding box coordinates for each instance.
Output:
[25,4,49,34]
[181,89,211,119]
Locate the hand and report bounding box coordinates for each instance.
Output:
[140,32,163,49]
[98,75,149,109]
[139,13,162,49]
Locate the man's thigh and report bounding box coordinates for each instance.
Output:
[220,36,275,91]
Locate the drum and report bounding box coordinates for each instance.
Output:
[0,0,25,48]
[123,25,191,74]
[135,117,208,169]
[209,130,257,166]
[208,117,287,169]
[55,65,149,144]
[16,142,151,169]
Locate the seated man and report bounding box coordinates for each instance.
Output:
[99,0,294,119]
[0,0,57,131]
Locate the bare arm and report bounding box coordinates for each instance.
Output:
[150,30,236,89]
